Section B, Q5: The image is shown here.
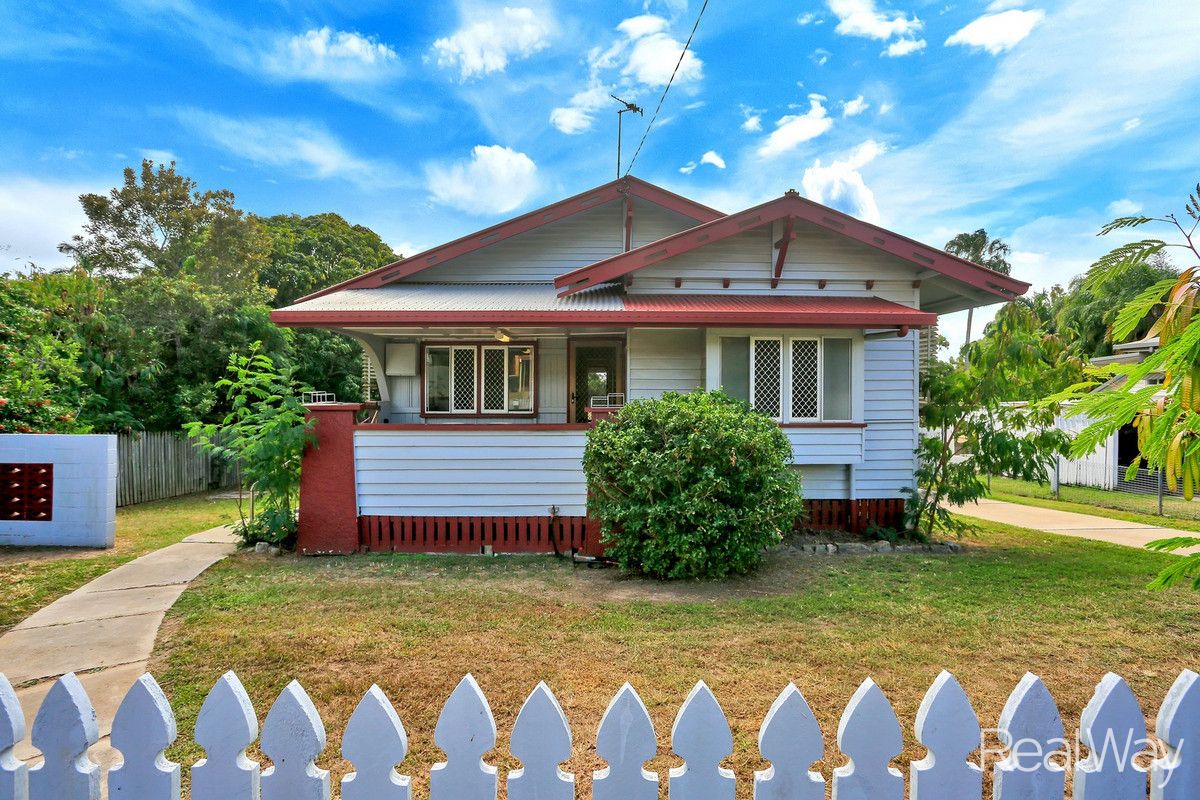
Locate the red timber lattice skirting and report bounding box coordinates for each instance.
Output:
[803,498,906,533]
[358,515,604,557]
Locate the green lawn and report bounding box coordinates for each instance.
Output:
[151,519,1200,799]
[989,475,1200,533]
[0,492,240,632]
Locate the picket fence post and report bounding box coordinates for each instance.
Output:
[341,685,410,800]
[191,671,260,800]
[0,674,27,800]
[669,681,735,800]
[4,666,1200,800]
[1151,669,1200,800]
[910,671,982,800]
[28,673,100,800]
[592,683,658,800]
[993,673,1066,800]
[108,673,181,799]
[832,678,903,800]
[429,674,498,800]
[753,683,824,800]
[260,681,329,800]
[508,682,574,800]
[1075,672,1148,800]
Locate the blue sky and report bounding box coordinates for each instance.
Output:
[2,0,1198,350]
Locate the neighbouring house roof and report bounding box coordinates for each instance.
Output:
[295,176,723,303]
[554,190,1031,303]
[271,283,936,328]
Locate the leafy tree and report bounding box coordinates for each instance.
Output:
[1054,252,1177,358]
[258,213,396,400]
[944,229,1012,351]
[60,160,269,288]
[907,359,1069,539]
[583,390,804,579]
[258,212,396,307]
[185,343,315,547]
[965,300,1084,401]
[0,277,87,433]
[1064,183,1200,588]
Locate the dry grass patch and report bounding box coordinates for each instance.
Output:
[151,520,1200,799]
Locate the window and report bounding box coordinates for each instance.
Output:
[750,338,783,418]
[724,335,854,422]
[424,343,535,415]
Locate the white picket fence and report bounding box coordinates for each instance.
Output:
[1,667,1197,800]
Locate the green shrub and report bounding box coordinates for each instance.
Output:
[583,390,804,579]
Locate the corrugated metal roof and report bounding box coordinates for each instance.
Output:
[280,283,625,313]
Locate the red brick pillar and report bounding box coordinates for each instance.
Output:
[297,403,367,555]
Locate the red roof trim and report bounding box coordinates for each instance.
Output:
[554,192,1031,300]
[296,177,724,303]
[270,295,935,329]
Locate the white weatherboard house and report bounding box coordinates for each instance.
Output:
[272,177,1029,555]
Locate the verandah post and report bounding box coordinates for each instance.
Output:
[297,403,368,555]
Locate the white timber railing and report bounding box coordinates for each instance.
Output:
[0,668,1198,800]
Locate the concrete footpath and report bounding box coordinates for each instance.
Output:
[0,525,238,766]
[959,498,1200,553]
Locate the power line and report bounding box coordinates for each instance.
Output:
[622,0,710,177]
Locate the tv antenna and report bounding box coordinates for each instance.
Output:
[611,95,643,179]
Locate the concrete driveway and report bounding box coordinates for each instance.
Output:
[959,498,1200,553]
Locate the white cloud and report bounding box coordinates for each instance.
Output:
[617,14,669,39]
[700,150,726,169]
[827,0,922,41]
[1122,117,1142,132]
[621,25,704,86]
[801,140,887,223]
[175,108,393,187]
[425,145,538,214]
[869,0,1200,229]
[810,48,831,66]
[549,86,610,134]
[742,114,763,132]
[986,0,1028,10]
[1106,198,1142,216]
[547,13,702,135]
[262,27,398,82]
[140,148,178,165]
[757,95,834,158]
[679,161,697,174]
[878,101,895,114]
[842,95,870,116]
[945,9,1045,54]
[0,177,93,270]
[433,6,552,81]
[884,37,926,56]
[797,12,825,25]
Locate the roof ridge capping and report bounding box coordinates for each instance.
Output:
[553,190,1032,301]
[294,176,725,304]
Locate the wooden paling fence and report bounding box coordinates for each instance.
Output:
[1,668,1198,799]
[117,432,239,507]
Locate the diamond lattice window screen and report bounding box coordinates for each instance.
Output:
[790,339,820,419]
[452,347,477,412]
[482,348,506,412]
[752,338,782,418]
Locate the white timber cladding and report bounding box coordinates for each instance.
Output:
[354,429,588,516]
[9,665,1196,800]
[626,328,705,399]
[409,199,699,283]
[859,331,920,498]
[626,221,922,308]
